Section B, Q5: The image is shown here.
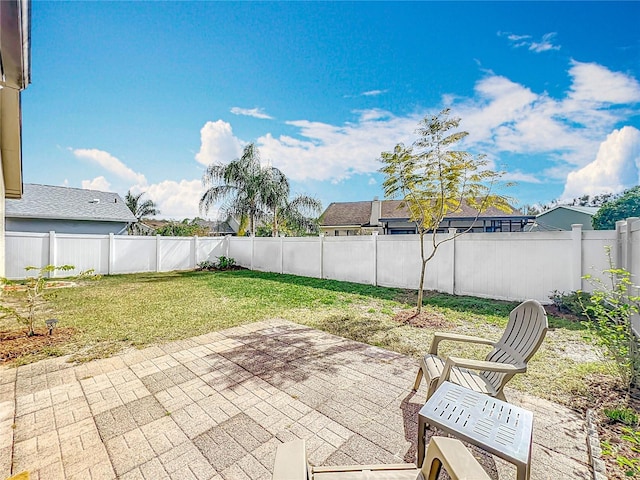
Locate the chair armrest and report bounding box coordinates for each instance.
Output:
[445,356,526,373]
[428,332,495,355]
[272,440,308,480]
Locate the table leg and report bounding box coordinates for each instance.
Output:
[417,416,426,467]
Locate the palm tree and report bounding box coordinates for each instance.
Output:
[125,190,159,235]
[200,143,267,236]
[200,143,321,237]
[261,167,322,236]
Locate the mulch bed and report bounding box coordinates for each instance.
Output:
[392,309,454,329]
[0,327,77,363]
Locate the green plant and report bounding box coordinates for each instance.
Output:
[549,290,594,317]
[216,256,236,270]
[581,248,640,395]
[605,407,639,426]
[197,260,216,271]
[1,265,75,336]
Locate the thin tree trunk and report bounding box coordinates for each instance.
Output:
[417,231,426,313]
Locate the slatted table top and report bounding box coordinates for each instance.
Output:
[419,382,533,468]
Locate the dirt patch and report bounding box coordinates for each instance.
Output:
[392,309,454,329]
[0,327,77,363]
[543,303,585,322]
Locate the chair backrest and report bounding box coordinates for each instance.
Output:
[482,299,548,393]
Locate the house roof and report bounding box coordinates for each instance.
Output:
[5,184,137,223]
[321,199,525,227]
[320,201,373,226]
[536,205,600,217]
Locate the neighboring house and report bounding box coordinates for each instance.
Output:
[5,184,137,234]
[526,205,599,231]
[0,0,31,276]
[141,217,241,236]
[320,198,534,236]
[197,217,241,236]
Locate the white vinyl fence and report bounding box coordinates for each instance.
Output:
[6,232,226,279]
[6,219,640,312]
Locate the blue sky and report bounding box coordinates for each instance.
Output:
[23,1,640,219]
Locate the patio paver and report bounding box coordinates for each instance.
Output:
[1,319,591,479]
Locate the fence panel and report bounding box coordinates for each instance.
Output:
[253,238,282,273]
[283,238,321,278]
[159,237,193,272]
[454,232,574,302]
[228,237,252,267]
[376,235,421,289]
[6,232,49,279]
[323,236,374,284]
[55,234,110,276]
[112,236,157,274]
[196,237,227,264]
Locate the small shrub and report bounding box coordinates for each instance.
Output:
[581,247,640,395]
[196,260,216,271]
[549,290,593,317]
[216,256,236,270]
[196,257,237,271]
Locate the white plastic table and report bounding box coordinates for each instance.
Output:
[417,381,533,480]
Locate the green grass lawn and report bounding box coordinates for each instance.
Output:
[3,269,613,408]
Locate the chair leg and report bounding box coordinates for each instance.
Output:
[413,368,423,391]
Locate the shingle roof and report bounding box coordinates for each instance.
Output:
[5,184,137,223]
[320,201,373,226]
[380,199,520,219]
[321,199,523,227]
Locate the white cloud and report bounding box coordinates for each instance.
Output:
[132,179,207,220]
[81,176,112,191]
[529,33,561,53]
[361,90,387,97]
[500,31,560,53]
[256,109,420,182]
[562,126,640,199]
[502,171,542,184]
[453,62,640,169]
[73,148,147,185]
[230,107,273,120]
[567,60,640,105]
[368,177,377,185]
[194,120,244,166]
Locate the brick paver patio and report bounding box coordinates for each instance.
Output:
[0,320,591,479]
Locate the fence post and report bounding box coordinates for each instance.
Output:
[616,220,626,268]
[448,228,457,295]
[108,233,114,275]
[250,235,255,271]
[571,224,583,291]
[319,233,324,279]
[372,232,378,286]
[193,236,199,268]
[626,217,638,273]
[156,235,161,272]
[48,231,57,277]
[280,236,284,274]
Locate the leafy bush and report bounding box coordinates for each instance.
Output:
[196,257,237,271]
[581,248,640,394]
[197,260,216,271]
[549,290,594,317]
[216,256,236,270]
